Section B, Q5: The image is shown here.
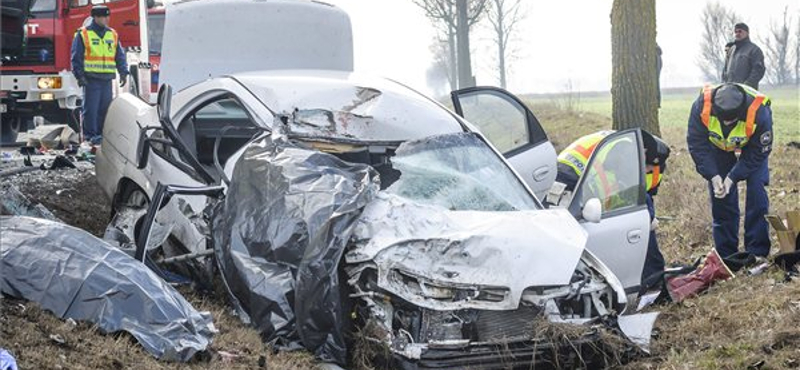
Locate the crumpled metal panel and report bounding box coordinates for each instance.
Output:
[212,133,379,365]
[0,216,216,362]
[347,192,588,311]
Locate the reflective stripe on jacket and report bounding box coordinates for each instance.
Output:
[700,83,770,152]
[557,130,614,177]
[78,27,119,74]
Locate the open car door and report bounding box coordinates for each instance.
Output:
[567,129,650,297]
[451,87,556,199]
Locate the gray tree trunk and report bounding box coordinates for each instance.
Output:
[448,27,458,89]
[456,0,475,88]
[496,7,507,89]
[611,0,660,136]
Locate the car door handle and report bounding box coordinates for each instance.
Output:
[532,166,550,182]
[627,229,642,244]
[123,20,138,26]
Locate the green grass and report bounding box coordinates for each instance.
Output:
[523,85,800,144]
[520,87,800,370]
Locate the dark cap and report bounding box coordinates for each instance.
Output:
[91,5,110,17]
[734,23,749,33]
[641,130,670,166]
[712,84,746,122]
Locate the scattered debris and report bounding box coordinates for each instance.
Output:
[767,211,800,272]
[48,334,66,346]
[0,216,216,362]
[0,184,61,221]
[667,249,734,302]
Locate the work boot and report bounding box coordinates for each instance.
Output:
[666,249,734,302]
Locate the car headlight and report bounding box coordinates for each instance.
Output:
[37,77,62,90]
[391,269,508,303]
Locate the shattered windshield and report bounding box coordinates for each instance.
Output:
[386,132,540,211]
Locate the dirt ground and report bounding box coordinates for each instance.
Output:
[3,165,111,236]
[1,96,799,369]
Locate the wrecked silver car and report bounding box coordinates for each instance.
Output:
[96,71,655,368]
[94,1,656,367]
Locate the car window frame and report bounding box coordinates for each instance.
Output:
[450,86,548,158]
[567,128,647,220]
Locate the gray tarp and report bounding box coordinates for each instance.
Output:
[212,134,379,365]
[0,216,216,362]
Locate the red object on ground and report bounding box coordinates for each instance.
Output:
[666,249,734,302]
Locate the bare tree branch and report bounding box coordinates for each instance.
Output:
[696,2,740,82]
[486,0,526,88]
[761,7,793,86]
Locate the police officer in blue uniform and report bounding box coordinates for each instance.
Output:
[687,83,773,258]
[71,5,129,145]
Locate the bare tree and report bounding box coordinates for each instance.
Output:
[611,0,660,135]
[486,0,526,89]
[795,12,800,85]
[762,7,793,86]
[413,0,487,89]
[697,2,740,82]
[427,38,454,93]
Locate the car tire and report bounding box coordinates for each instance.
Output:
[1,115,20,144]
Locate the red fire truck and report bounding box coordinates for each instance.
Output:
[1,0,150,143]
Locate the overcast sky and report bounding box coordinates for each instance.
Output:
[325,0,799,96]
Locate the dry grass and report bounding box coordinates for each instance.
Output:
[527,96,800,370]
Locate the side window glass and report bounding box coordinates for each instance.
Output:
[178,97,255,167]
[579,131,643,214]
[456,91,529,153]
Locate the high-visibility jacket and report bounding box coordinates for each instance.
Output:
[557,130,614,178]
[77,27,119,75]
[700,83,770,152]
[645,165,662,192]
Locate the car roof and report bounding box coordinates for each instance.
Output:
[231,70,466,142]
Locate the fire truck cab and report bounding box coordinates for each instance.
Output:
[0,0,149,143]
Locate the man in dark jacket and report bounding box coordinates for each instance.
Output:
[687,83,773,258]
[71,5,129,145]
[723,23,765,89]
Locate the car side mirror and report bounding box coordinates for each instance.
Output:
[157,84,173,123]
[582,198,602,223]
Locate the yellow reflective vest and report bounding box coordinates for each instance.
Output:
[77,27,119,75]
[700,83,770,152]
[559,130,662,193]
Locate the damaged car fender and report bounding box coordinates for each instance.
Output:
[347,193,590,311]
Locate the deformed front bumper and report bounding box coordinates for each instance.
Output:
[383,330,619,370]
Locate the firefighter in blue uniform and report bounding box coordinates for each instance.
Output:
[687,83,773,258]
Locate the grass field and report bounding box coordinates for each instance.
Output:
[523,84,800,370]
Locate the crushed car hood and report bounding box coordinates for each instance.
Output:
[347,193,589,311]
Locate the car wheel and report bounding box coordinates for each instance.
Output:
[1,115,20,144]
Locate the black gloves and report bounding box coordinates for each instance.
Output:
[78,78,87,88]
[119,76,127,87]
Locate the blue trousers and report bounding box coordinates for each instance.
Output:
[641,193,665,281]
[82,78,113,139]
[708,153,770,258]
